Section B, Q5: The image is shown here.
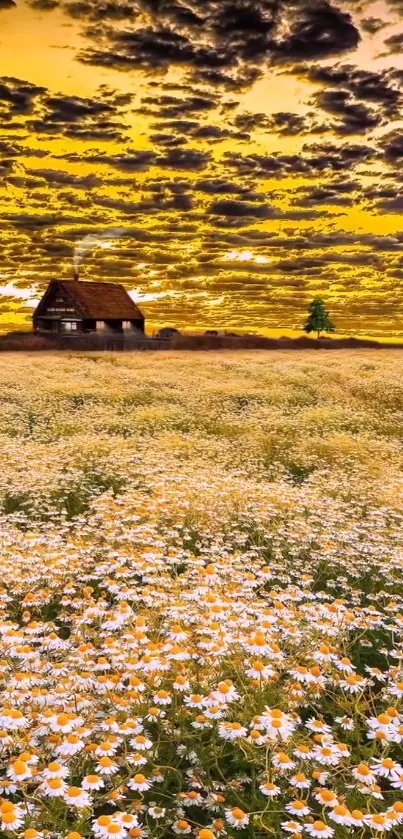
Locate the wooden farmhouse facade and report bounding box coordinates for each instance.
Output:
[33,280,145,335]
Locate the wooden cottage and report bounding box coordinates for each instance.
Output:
[33,279,145,335]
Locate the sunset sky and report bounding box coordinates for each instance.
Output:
[3,1,403,336]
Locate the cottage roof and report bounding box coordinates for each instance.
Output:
[35,280,144,321]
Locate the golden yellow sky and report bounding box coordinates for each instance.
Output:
[2,1,403,336]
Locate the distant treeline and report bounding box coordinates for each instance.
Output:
[0,331,403,351]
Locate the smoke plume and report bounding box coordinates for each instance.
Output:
[73,227,128,275]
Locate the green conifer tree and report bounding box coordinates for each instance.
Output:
[303,298,335,339]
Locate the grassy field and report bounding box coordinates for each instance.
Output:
[0,350,402,839]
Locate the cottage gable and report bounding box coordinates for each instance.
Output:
[35,283,83,319]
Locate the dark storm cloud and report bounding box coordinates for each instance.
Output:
[0,139,48,158]
[149,115,240,144]
[57,147,211,173]
[149,132,187,147]
[270,3,359,61]
[223,142,375,178]
[275,252,382,270]
[197,178,256,195]
[140,93,218,118]
[208,199,276,218]
[207,198,337,221]
[360,18,388,34]
[304,142,375,166]
[27,0,59,8]
[187,125,232,140]
[78,27,202,73]
[151,118,199,134]
[28,92,128,141]
[24,168,102,189]
[29,120,127,141]
[381,32,403,56]
[0,78,131,142]
[0,77,46,115]
[158,148,211,170]
[263,111,327,136]
[271,257,325,272]
[314,89,380,135]
[58,150,157,171]
[61,225,173,243]
[92,189,194,214]
[0,159,14,176]
[295,62,403,135]
[2,212,102,228]
[306,65,401,114]
[205,251,383,274]
[291,183,359,207]
[192,66,262,90]
[75,1,360,89]
[7,175,58,189]
[206,230,403,253]
[364,184,397,200]
[64,1,136,19]
[375,195,403,213]
[147,179,191,194]
[232,112,270,132]
[380,131,403,163]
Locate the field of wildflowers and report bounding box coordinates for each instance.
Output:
[0,349,403,839]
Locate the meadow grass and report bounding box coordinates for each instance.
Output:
[0,350,402,839]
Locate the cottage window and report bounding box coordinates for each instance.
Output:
[61,322,78,332]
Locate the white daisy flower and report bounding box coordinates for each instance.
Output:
[281,821,304,833]
[290,773,311,790]
[218,722,247,741]
[42,761,69,779]
[127,774,152,792]
[286,801,310,817]
[352,763,377,785]
[172,820,192,835]
[40,777,67,797]
[64,786,92,808]
[130,735,153,751]
[371,758,402,779]
[364,814,393,832]
[82,774,105,790]
[329,805,352,825]
[1,807,25,831]
[126,752,147,767]
[304,820,334,838]
[349,810,365,826]
[153,690,172,705]
[225,807,249,829]
[7,759,32,781]
[147,805,166,819]
[259,782,281,797]
[246,662,274,680]
[313,789,338,809]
